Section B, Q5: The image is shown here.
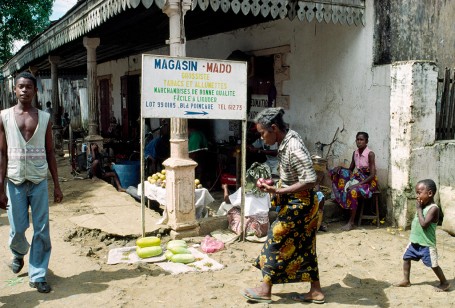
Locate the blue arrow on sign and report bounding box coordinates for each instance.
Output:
[184,111,209,116]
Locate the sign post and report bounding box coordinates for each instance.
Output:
[141,55,247,236]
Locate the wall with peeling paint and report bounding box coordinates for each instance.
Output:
[375,0,455,73]
[390,61,455,231]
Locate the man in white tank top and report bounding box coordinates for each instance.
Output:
[0,71,63,293]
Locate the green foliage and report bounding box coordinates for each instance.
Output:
[0,0,53,66]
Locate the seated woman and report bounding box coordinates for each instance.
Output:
[329,131,378,231]
[87,143,125,192]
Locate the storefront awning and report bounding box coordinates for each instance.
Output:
[193,0,365,25]
[1,0,365,77]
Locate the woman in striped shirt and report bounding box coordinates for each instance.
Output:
[241,107,325,304]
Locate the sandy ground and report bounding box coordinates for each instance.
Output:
[0,156,454,308]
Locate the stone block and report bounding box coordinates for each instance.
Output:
[198,216,228,236]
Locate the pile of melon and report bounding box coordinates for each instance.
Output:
[135,236,195,264]
[136,236,163,258]
[164,240,195,264]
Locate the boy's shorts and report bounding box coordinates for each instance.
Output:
[403,242,438,268]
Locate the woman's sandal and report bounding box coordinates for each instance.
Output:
[241,288,272,303]
[292,294,325,304]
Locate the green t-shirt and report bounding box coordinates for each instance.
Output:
[188,130,208,153]
[409,203,438,247]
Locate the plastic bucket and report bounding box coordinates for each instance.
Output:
[112,161,140,189]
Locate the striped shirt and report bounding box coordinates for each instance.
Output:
[278,129,317,187]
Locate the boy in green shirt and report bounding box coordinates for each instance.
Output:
[395,179,450,292]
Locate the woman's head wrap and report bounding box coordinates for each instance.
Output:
[254,107,287,131]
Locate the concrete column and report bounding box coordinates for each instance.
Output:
[162,0,198,237]
[389,61,438,228]
[48,56,64,156]
[83,37,103,146]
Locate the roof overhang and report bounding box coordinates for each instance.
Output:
[1,0,365,77]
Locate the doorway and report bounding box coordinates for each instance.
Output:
[121,74,141,140]
[99,78,111,136]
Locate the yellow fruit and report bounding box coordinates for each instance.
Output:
[161,169,166,175]
[166,240,187,249]
[194,179,200,185]
[152,174,159,180]
[136,246,162,258]
[197,184,203,189]
[164,250,174,260]
[169,246,191,254]
[171,253,195,264]
[136,236,161,247]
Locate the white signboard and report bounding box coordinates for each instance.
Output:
[141,55,247,120]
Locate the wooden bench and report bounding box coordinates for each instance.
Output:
[358,191,381,227]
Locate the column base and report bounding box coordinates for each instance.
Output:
[170,226,200,239]
[163,157,198,233]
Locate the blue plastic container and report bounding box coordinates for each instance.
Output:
[112,161,141,189]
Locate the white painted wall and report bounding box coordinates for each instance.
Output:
[96,0,390,186]
[183,0,390,184]
[98,57,129,123]
[389,61,442,228]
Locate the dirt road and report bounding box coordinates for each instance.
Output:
[0,156,453,307]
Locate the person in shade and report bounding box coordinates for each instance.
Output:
[44,101,53,115]
[241,107,324,304]
[188,121,209,185]
[0,71,63,293]
[87,143,125,192]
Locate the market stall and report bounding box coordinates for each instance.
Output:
[138,181,215,223]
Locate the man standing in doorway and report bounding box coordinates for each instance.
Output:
[44,101,53,115]
[0,71,63,293]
